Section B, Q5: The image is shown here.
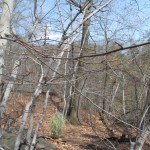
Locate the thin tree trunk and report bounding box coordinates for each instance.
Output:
[134,126,150,150]
[130,78,150,150]
[14,66,44,150]
[0,59,20,148]
[63,43,74,117]
[30,88,50,150]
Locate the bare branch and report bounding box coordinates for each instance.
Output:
[74,41,150,60]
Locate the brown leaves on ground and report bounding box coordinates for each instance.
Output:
[3,93,150,150]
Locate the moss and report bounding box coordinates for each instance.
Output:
[3,131,16,150]
[68,114,79,125]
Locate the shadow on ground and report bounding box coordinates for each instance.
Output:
[80,134,150,150]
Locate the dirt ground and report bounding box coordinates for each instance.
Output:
[3,93,150,150]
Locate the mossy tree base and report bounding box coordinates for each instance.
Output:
[68,110,80,125]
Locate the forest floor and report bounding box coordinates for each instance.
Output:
[4,93,150,150]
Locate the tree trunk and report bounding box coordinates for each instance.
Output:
[0,0,14,83]
[130,78,150,150]
[134,126,150,150]
[30,89,50,150]
[68,1,92,124]
[0,59,20,148]
[14,70,44,150]
[63,42,75,117]
[0,1,14,148]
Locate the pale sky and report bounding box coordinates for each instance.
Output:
[12,0,150,44]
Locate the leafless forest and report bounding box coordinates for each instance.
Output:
[0,0,150,150]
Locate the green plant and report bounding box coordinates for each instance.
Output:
[50,112,64,138]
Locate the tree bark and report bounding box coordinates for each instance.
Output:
[130,78,150,150]
[30,88,50,150]
[134,126,150,150]
[14,67,44,150]
[0,0,14,83]
[63,43,74,117]
[0,59,20,148]
[68,1,92,124]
